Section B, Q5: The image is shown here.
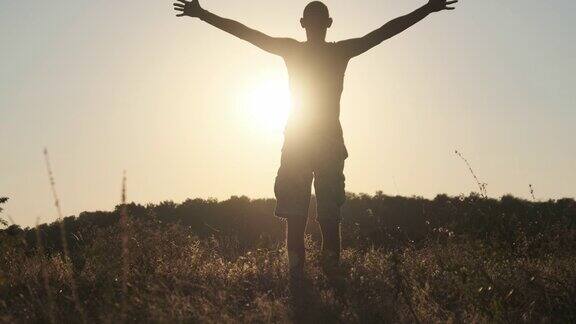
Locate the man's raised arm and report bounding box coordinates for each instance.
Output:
[337,0,458,59]
[173,0,297,56]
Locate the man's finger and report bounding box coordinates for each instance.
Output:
[446,0,458,4]
[176,0,188,4]
[176,13,185,17]
[173,3,185,7]
[174,7,184,11]
[445,6,455,10]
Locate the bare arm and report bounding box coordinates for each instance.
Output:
[338,0,458,59]
[173,0,297,56]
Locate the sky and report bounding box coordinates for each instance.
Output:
[1,0,575,227]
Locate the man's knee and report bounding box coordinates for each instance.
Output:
[314,169,346,223]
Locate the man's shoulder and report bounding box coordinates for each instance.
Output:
[278,39,304,58]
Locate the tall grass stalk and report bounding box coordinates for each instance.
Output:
[455,150,488,198]
[119,170,130,320]
[529,184,536,201]
[43,148,86,323]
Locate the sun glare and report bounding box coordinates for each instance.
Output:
[243,78,291,133]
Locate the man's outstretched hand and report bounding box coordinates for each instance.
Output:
[427,0,458,12]
[173,0,203,18]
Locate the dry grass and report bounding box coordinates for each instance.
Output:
[1,215,575,323]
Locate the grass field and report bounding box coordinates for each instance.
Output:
[1,193,575,322]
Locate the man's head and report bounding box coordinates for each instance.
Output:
[300,1,332,42]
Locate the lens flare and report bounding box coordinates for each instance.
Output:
[244,78,291,133]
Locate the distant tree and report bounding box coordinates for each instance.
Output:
[0,197,8,228]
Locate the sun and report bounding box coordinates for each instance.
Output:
[243,78,291,133]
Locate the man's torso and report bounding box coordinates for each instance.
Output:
[281,41,350,158]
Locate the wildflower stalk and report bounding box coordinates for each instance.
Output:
[455,150,487,198]
[43,148,86,323]
[529,184,536,201]
[120,171,130,321]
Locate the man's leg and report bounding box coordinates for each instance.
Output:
[314,156,346,271]
[318,217,341,267]
[286,216,307,279]
[274,144,313,280]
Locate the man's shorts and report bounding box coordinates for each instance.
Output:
[274,137,347,223]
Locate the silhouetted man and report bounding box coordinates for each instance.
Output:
[173,0,457,281]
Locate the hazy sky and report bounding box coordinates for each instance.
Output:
[1,0,575,226]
